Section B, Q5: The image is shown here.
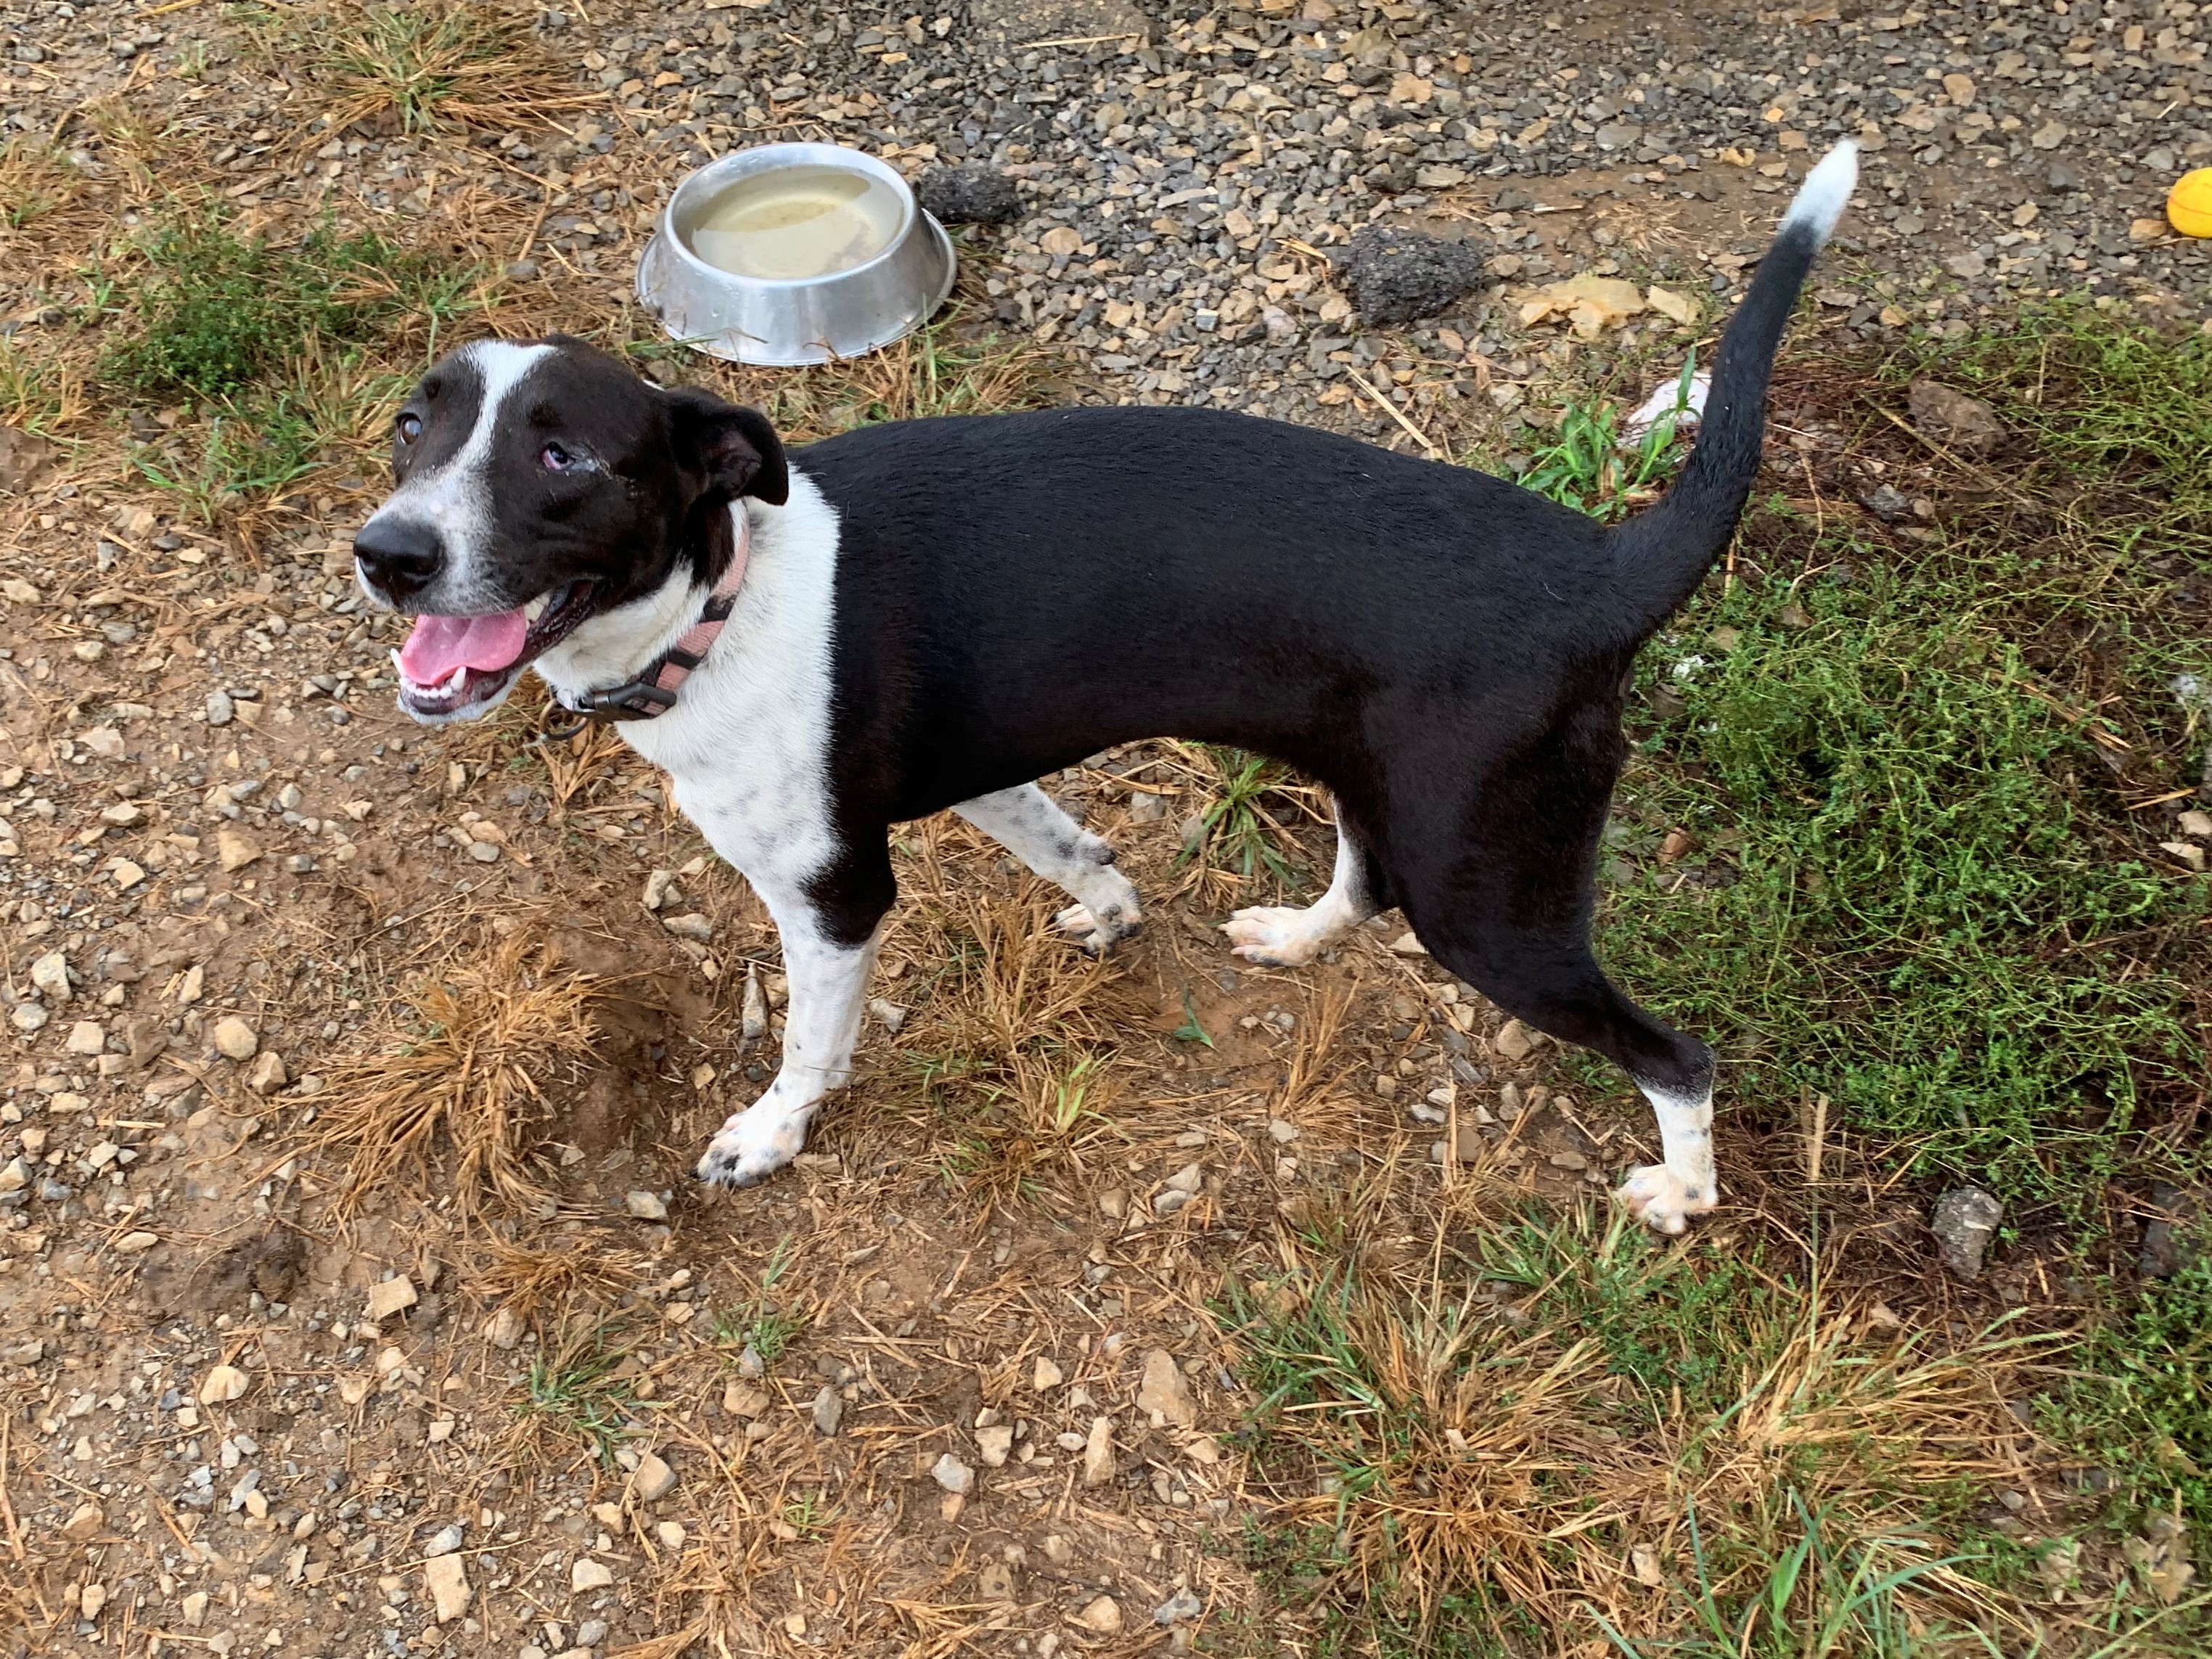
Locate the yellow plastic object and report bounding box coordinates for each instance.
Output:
[2166,168,2212,237]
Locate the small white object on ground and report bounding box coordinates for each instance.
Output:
[1620,369,1711,446]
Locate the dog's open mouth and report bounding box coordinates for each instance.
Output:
[392,580,597,721]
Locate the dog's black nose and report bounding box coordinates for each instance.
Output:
[353,519,446,602]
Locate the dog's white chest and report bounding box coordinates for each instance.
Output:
[541,472,844,888]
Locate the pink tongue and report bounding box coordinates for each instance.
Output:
[398,610,530,684]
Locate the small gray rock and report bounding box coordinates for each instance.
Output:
[628,1451,677,1503]
[812,1385,843,1436]
[0,425,53,493]
[1931,1187,2004,1279]
[205,691,234,728]
[1859,483,1912,523]
[422,1523,464,1557]
[930,1451,975,1494]
[916,166,1021,225]
[2139,1182,2200,1281]
[1155,1588,1205,1625]
[1332,226,1485,327]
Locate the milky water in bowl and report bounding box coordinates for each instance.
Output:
[687,165,904,280]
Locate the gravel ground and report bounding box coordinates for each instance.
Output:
[567,0,2212,430]
[8,0,2211,442]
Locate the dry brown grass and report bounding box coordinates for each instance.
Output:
[491,281,1081,443]
[303,930,610,1213]
[0,338,89,439]
[71,97,177,203]
[1226,1180,2048,1650]
[1271,982,1358,1123]
[251,0,601,139]
[0,1408,53,1638]
[468,1233,648,1325]
[872,820,1148,1201]
[0,137,94,235]
[0,139,112,444]
[726,304,1080,438]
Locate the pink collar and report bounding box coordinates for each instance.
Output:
[562,509,750,726]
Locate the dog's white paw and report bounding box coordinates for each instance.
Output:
[1613,1164,1719,1235]
[695,1089,816,1189]
[1054,898,1141,954]
[1221,905,1330,967]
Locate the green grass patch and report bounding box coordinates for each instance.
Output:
[103,204,471,401]
[512,1324,637,1465]
[1518,356,1697,522]
[96,201,478,516]
[2041,1229,2212,1557]
[1584,303,2211,1208]
[1900,296,2212,562]
[711,1235,808,1364]
[1473,1212,1787,1421]
[1592,1491,1962,1659]
[1605,557,2199,1198]
[1172,742,1314,896]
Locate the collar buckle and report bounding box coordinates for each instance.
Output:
[573,679,680,722]
[553,509,750,735]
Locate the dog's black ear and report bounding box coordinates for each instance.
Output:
[665,387,789,506]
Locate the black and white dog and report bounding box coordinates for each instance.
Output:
[352,144,1856,1233]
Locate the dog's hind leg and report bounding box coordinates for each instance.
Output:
[954,783,1142,953]
[1221,798,1392,967]
[1387,732,1721,1234]
[1417,895,1719,1233]
[697,848,892,1188]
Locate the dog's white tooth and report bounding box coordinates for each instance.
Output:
[390,648,404,676]
[524,594,549,624]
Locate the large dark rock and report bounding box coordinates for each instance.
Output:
[1331,226,1486,327]
[915,166,1023,226]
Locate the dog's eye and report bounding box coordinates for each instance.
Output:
[541,442,580,472]
[396,413,422,444]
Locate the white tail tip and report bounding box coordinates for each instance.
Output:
[1779,139,1859,246]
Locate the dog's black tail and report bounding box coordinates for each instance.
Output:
[1607,140,1857,630]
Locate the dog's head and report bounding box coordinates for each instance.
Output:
[353,335,787,724]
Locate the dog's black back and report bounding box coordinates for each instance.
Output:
[800,404,1617,823]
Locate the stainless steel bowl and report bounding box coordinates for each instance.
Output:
[636,143,955,366]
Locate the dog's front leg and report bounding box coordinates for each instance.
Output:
[696,877,887,1189]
